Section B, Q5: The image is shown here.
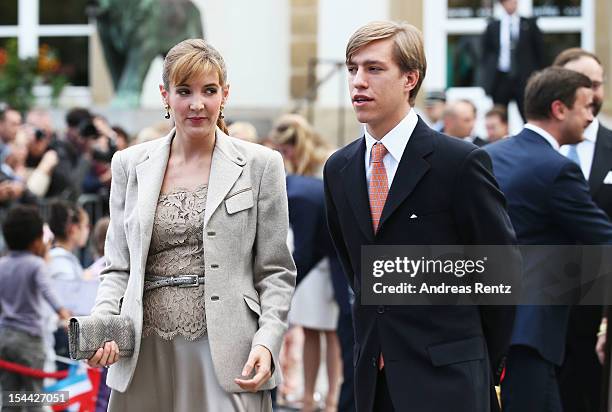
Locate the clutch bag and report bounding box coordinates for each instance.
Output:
[68,315,135,360]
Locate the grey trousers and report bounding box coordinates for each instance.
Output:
[0,327,46,412]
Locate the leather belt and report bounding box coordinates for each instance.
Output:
[144,275,205,292]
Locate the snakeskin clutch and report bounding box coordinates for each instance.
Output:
[68,315,135,360]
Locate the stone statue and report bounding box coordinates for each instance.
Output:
[92,0,204,107]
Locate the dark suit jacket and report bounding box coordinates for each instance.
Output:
[286,174,350,314]
[324,117,517,412]
[485,128,612,366]
[480,16,544,95]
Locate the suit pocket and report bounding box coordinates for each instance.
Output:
[225,189,254,214]
[427,336,485,366]
[243,294,261,317]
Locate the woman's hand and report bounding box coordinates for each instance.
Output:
[234,345,273,392]
[87,341,119,368]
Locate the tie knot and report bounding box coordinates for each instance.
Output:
[371,143,388,163]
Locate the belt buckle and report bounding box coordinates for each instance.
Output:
[178,275,199,288]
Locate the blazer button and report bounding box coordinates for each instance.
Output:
[371,357,377,367]
[207,231,216,236]
[211,295,220,301]
[211,263,219,269]
[377,306,385,314]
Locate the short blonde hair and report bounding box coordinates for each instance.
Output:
[346,21,426,106]
[162,39,229,133]
[268,114,332,176]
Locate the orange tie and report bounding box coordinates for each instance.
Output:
[369,142,388,370]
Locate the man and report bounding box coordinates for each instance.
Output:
[0,106,22,163]
[481,0,544,120]
[485,67,612,412]
[423,90,446,132]
[552,48,612,412]
[443,99,488,146]
[485,106,509,143]
[286,174,354,412]
[324,21,517,412]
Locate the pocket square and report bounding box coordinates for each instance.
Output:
[410,214,418,219]
[604,171,612,185]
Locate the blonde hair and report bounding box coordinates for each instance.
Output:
[162,39,229,134]
[269,114,332,176]
[346,21,426,106]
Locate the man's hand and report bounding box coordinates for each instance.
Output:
[234,345,273,392]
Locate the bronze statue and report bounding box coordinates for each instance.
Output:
[92,0,204,107]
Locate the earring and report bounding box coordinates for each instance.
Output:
[164,104,170,119]
[219,104,225,120]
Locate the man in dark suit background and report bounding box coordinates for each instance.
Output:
[286,174,354,412]
[481,0,544,120]
[324,21,517,412]
[552,47,612,412]
[485,67,612,412]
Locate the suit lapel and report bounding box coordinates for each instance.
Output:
[378,119,433,232]
[135,132,173,273]
[589,125,612,195]
[203,129,245,229]
[340,138,374,241]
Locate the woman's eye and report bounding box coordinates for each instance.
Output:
[177,89,190,96]
[205,88,218,95]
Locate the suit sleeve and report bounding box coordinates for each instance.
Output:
[251,151,297,370]
[452,148,518,380]
[91,150,130,316]
[530,18,545,69]
[324,159,356,288]
[550,162,612,243]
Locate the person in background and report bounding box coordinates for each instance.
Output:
[551,47,612,412]
[0,106,22,163]
[111,126,131,151]
[423,90,446,132]
[86,217,110,280]
[0,206,71,410]
[481,0,544,120]
[228,121,259,144]
[443,99,488,146]
[269,114,348,412]
[485,106,510,143]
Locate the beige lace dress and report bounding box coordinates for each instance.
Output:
[108,185,272,412]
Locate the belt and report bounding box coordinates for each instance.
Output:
[143,275,205,292]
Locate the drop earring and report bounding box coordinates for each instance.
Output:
[219,104,225,120]
[164,104,170,119]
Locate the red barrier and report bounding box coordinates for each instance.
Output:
[0,358,69,379]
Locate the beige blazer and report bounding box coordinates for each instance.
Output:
[91,128,296,393]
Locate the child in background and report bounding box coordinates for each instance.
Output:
[0,205,71,408]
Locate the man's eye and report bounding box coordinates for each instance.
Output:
[347,67,356,74]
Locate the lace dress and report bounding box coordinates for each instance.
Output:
[108,184,272,412]
[142,184,208,341]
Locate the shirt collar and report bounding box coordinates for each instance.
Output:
[364,109,418,164]
[583,118,599,143]
[524,123,561,151]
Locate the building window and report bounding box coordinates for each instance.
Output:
[447,34,482,88]
[533,0,581,17]
[0,1,18,26]
[40,0,89,24]
[542,32,581,64]
[39,36,89,86]
[447,0,494,18]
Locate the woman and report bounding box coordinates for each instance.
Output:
[47,200,90,282]
[269,114,342,412]
[87,39,296,412]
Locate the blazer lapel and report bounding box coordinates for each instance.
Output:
[203,129,246,229]
[135,131,173,273]
[378,119,433,232]
[340,138,374,241]
[589,125,612,195]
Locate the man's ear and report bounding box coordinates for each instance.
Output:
[403,70,419,94]
[550,100,567,121]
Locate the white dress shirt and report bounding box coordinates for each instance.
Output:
[524,123,560,151]
[364,109,418,191]
[498,11,520,72]
[559,118,598,180]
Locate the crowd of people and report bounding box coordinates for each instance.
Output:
[0,2,611,412]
